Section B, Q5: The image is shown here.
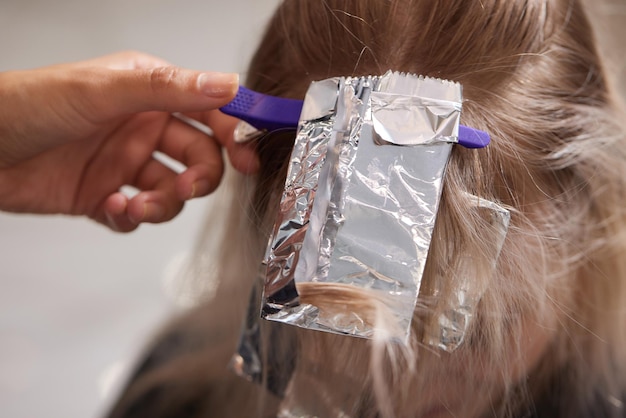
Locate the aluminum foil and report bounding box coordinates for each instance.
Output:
[230,275,296,397]
[230,73,509,398]
[422,193,510,352]
[261,71,462,342]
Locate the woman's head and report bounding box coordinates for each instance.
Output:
[243,0,626,416]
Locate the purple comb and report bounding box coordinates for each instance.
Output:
[220,86,303,133]
[220,86,490,148]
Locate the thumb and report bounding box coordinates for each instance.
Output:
[95,66,239,119]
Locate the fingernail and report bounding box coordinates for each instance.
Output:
[197,72,239,97]
[143,202,165,222]
[189,179,211,199]
[105,212,120,232]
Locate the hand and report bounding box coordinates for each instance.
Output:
[0,51,258,232]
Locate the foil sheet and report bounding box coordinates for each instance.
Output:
[422,193,510,352]
[230,276,296,397]
[261,72,462,342]
[230,72,508,397]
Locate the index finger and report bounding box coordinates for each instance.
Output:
[46,51,172,71]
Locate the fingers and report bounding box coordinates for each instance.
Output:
[129,158,183,223]
[204,111,260,174]
[52,50,172,71]
[176,164,218,200]
[157,116,225,200]
[99,150,187,230]
[127,189,184,225]
[84,50,172,71]
[102,193,138,233]
[101,189,184,233]
[96,115,226,232]
[82,60,260,175]
[92,67,239,120]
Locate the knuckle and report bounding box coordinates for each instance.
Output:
[148,66,179,92]
[59,68,104,122]
[120,49,142,59]
[116,50,143,67]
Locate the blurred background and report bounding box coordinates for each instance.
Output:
[0,1,279,417]
[0,1,624,417]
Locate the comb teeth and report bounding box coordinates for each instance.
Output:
[220,86,303,132]
[227,88,256,113]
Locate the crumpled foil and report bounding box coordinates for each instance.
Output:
[262,71,461,342]
[230,72,509,398]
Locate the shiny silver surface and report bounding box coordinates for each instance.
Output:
[262,72,462,342]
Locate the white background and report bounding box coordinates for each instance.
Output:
[0,1,278,417]
[0,1,624,418]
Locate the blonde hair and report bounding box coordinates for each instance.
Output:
[108,1,626,417]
